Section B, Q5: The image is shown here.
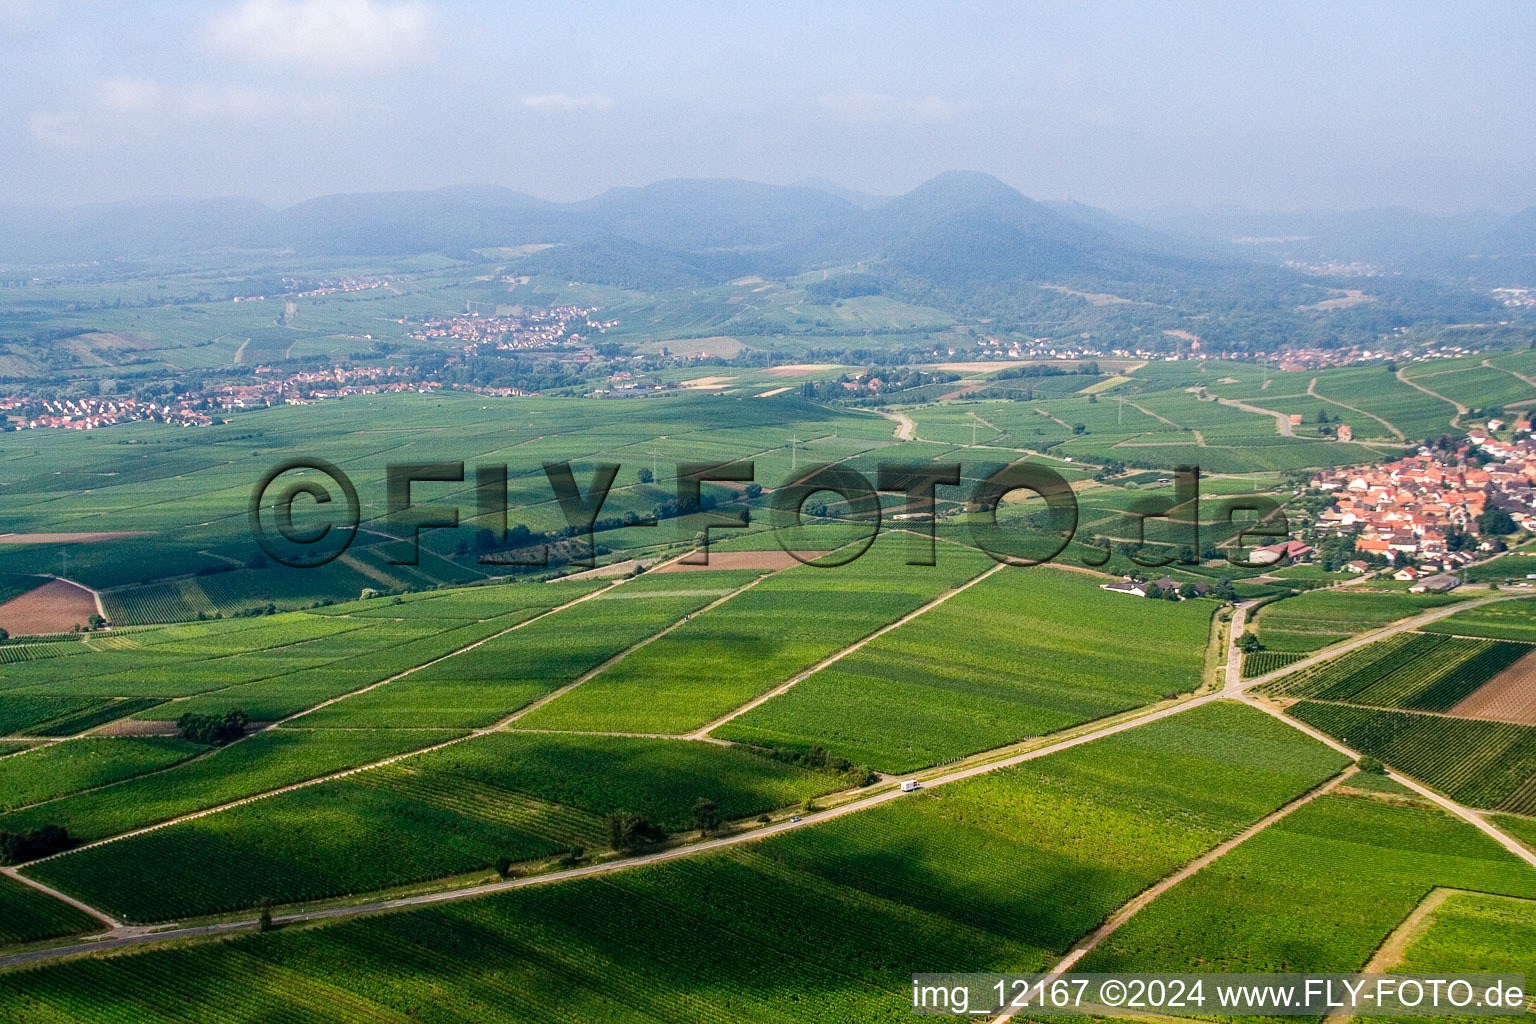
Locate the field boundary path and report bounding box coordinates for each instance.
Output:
[692,560,1009,738]
[997,765,1359,1021]
[1213,396,1294,437]
[1395,367,1466,428]
[1239,591,1536,692]
[0,690,1226,969]
[503,574,770,732]
[8,589,1536,975]
[1307,377,1404,440]
[1223,601,1253,692]
[881,410,916,440]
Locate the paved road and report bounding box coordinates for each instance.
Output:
[1240,590,1536,693]
[0,690,1226,969]
[8,575,1535,975]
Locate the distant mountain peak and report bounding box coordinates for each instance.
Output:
[904,170,1027,205]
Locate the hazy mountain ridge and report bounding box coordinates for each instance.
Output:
[1,174,1527,329]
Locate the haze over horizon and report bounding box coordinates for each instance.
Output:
[2,0,1533,215]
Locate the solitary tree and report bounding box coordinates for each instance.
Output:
[606,813,663,853]
[691,797,721,834]
[177,709,249,746]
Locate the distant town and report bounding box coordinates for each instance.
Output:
[1312,419,1536,575]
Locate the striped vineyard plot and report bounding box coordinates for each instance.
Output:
[1289,701,1536,813]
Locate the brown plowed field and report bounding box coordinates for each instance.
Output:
[1451,647,1536,724]
[656,550,827,572]
[0,578,98,635]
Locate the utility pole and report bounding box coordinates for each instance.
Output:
[790,435,798,471]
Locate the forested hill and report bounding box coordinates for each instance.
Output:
[0,173,1523,333]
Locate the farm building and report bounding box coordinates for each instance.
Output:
[1408,574,1462,594]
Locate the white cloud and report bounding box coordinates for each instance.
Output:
[521,92,615,113]
[97,77,163,114]
[204,0,431,71]
[816,91,970,125]
[27,109,83,147]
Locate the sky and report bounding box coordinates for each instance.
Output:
[2,0,1533,213]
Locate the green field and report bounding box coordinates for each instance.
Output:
[0,347,1526,1014]
[515,537,995,735]
[1241,649,1305,677]
[716,564,1215,771]
[0,728,462,842]
[1289,702,1536,814]
[0,875,101,947]
[1079,788,1536,975]
[1379,889,1536,1023]
[1253,589,1468,652]
[296,576,758,728]
[1422,597,1536,641]
[1305,364,1461,441]
[0,702,1346,1017]
[1262,632,1531,711]
[27,733,844,921]
[0,582,604,732]
[0,391,892,615]
[0,736,201,811]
